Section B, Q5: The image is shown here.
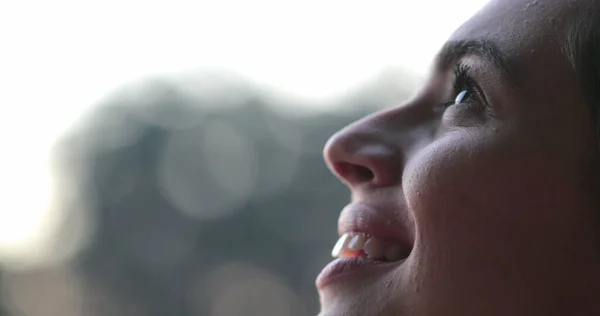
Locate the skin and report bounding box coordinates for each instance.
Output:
[318,0,600,315]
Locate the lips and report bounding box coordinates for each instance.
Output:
[337,202,415,251]
[317,202,415,289]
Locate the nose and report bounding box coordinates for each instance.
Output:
[323,104,433,188]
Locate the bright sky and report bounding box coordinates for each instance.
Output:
[0,0,489,269]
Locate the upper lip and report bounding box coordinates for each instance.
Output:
[338,201,415,251]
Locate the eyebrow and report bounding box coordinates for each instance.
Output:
[435,39,516,80]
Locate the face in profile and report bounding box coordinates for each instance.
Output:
[316,0,600,315]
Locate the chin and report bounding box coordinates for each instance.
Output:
[317,267,408,316]
[318,300,403,316]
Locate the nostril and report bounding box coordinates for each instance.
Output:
[335,162,375,185]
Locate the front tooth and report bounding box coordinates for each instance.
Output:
[347,233,366,251]
[384,245,404,262]
[331,233,351,258]
[363,236,386,259]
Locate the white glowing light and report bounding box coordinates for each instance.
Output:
[0,0,490,268]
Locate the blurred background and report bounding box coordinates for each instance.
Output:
[0,1,489,315]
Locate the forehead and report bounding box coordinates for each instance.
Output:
[446,0,585,96]
[454,0,576,38]
[451,0,561,55]
[449,0,588,59]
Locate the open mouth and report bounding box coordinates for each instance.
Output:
[331,232,411,262]
[316,232,412,289]
[316,202,415,289]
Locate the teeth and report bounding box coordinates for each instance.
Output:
[363,236,386,259]
[347,233,366,251]
[331,232,409,262]
[331,233,351,257]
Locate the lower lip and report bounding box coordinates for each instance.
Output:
[316,257,404,289]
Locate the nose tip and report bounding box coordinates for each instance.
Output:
[323,128,403,188]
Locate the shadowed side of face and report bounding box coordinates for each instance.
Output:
[317,0,600,315]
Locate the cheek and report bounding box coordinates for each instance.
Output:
[402,129,586,287]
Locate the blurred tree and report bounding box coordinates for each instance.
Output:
[0,68,416,316]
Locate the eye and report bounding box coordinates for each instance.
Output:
[440,63,483,109]
[454,89,470,104]
[440,88,475,109]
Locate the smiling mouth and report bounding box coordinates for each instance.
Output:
[331,232,411,262]
[316,232,412,289]
[316,202,415,289]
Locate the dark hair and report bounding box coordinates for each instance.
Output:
[561,5,600,199]
[562,5,600,143]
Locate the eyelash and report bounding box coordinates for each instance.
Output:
[441,63,482,108]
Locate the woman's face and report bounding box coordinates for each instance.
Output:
[317,0,600,315]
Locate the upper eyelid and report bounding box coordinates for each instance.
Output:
[448,63,474,99]
[452,64,471,91]
[452,61,489,103]
[430,59,487,110]
[434,39,516,85]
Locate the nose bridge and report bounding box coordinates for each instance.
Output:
[323,103,434,188]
